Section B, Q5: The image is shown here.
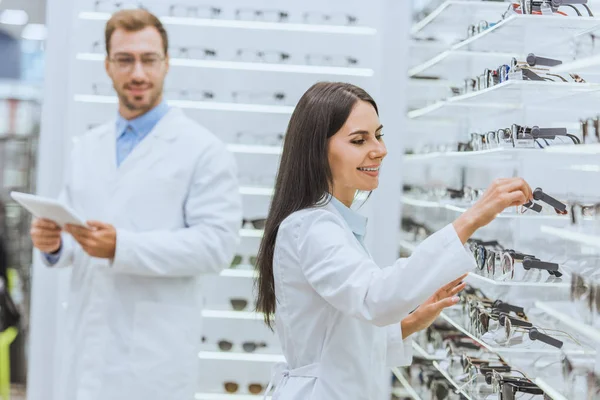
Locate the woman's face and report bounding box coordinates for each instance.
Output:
[328,100,387,207]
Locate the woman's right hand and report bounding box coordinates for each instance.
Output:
[453,178,533,244]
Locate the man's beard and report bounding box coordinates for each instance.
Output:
[118,84,162,113]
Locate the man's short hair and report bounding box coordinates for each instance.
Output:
[105,9,169,55]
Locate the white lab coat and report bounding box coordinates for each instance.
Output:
[270,202,476,399]
[41,108,241,400]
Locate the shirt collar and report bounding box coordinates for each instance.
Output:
[328,195,367,238]
[115,100,170,138]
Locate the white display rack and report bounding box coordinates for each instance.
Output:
[451,14,600,54]
[467,271,569,288]
[76,53,375,77]
[545,143,600,155]
[432,361,474,400]
[220,269,257,278]
[534,378,568,400]
[402,196,568,221]
[227,144,282,155]
[404,148,537,162]
[439,311,570,354]
[240,229,264,238]
[540,225,600,249]
[534,301,600,344]
[411,341,445,361]
[74,95,295,115]
[411,0,508,38]
[202,310,263,321]
[0,80,42,101]
[407,81,600,120]
[78,12,377,35]
[195,394,270,400]
[239,187,274,196]
[198,351,285,363]
[391,368,423,400]
[408,50,516,80]
[552,54,600,76]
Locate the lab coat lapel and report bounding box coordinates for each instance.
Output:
[115,108,181,181]
[323,202,372,259]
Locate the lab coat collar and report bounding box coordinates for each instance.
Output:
[326,195,367,238]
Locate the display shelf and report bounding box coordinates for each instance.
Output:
[407,81,600,120]
[78,12,377,35]
[411,0,508,39]
[408,50,516,80]
[391,368,423,400]
[552,54,600,76]
[452,14,600,54]
[432,361,474,400]
[202,310,263,320]
[405,148,538,162]
[74,95,295,115]
[76,53,375,77]
[534,378,568,400]
[439,310,570,354]
[540,225,600,249]
[240,229,264,238]
[239,187,274,196]
[0,80,41,101]
[545,143,600,155]
[198,351,285,363]
[195,394,270,400]
[220,269,257,278]
[411,341,445,361]
[534,301,600,344]
[467,272,569,288]
[402,196,568,221]
[227,144,282,155]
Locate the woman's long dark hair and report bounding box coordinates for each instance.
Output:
[255,82,378,329]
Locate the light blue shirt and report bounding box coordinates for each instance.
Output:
[329,196,368,252]
[44,101,170,264]
[115,100,170,166]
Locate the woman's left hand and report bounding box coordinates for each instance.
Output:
[401,274,467,338]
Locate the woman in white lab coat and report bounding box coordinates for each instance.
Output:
[255,82,533,399]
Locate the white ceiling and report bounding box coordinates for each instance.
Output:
[0,0,46,39]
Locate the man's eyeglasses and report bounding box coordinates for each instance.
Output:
[108,54,165,73]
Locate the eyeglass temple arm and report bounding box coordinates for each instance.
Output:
[523,258,560,272]
[492,300,524,314]
[526,53,563,67]
[522,201,543,213]
[528,327,564,349]
[533,188,568,212]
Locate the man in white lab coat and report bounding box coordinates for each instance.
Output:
[29,9,241,400]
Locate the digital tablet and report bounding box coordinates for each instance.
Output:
[10,191,87,228]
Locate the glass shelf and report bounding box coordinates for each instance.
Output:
[467,272,569,288]
[455,14,600,54]
[195,394,270,400]
[240,229,264,238]
[198,351,285,363]
[432,361,475,400]
[78,12,377,35]
[534,378,568,400]
[409,50,517,80]
[552,54,600,76]
[402,196,568,221]
[411,0,508,39]
[202,310,262,320]
[407,81,600,120]
[76,53,374,77]
[411,341,445,361]
[540,225,600,249]
[534,301,600,344]
[239,187,274,196]
[227,144,282,155]
[391,367,423,400]
[74,94,295,115]
[220,269,257,278]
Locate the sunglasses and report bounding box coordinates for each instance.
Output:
[230,254,257,267]
[218,340,267,353]
[224,382,265,394]
[229,298,248,311]
[242,218,266,230]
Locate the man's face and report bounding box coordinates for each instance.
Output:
[105,26,169,117]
